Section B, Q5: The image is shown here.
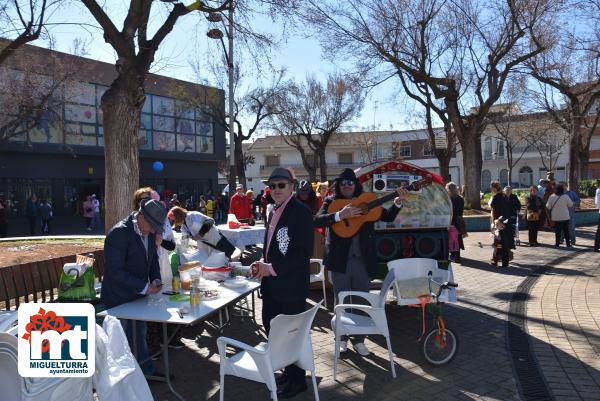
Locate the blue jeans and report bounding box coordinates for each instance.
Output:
[120,319,154,375]
[561,217,577,243]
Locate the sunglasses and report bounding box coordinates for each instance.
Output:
[269,182,289,190]
[339,179,356,186]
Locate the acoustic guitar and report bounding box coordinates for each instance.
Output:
[329,176,432,238]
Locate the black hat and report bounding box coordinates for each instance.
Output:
[298,180,311,192]
[334,168,357,182]
[265,167,294,183]
[139,199,166,234]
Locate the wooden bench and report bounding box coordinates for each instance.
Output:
[0,250,105,311]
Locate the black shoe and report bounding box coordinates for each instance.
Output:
[275,372,289,386]
[277,380,308,399]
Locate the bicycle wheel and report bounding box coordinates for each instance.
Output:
[422,327,458,366]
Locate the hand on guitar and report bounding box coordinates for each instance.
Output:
[394,186,408,205]
[339,204,362,219]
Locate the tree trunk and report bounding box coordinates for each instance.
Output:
[568,116,583,194]
[296,146,317,182]
[234,137,246,188]
[318,150,328,182]
[101,73,144,232]
[460,128,483,209]
[435,150,452,182]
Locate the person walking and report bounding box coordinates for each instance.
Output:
[546,184,573,248]
[25,194,39,236]
[91,194,101,230]
[83,195,95,231]
[525,186,543,246]
[563,182,580,245]
[39,199,52,235]
[314,168,407,356]
[252,167,314,399]
[490,181,514,267]
[446,182,465,263]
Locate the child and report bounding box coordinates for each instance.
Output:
[492,216,512,268]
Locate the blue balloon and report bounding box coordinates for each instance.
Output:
[152,161,164,172]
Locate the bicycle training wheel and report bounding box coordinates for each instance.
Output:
[422,327,458,366]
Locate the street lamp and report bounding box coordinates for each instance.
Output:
[207,5,236,195]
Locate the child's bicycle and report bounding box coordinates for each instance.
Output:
[418,274,459,366]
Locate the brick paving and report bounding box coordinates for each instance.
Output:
[140,225,600,401]
[527,228,600,401]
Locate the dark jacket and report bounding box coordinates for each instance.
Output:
[450,195,464,228]
[314,196,401,277]
[101,213,161,308]
[262,198,314,303]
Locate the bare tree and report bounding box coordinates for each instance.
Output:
[78,0,239,230]
[0,0,53,65]
[273,74,365,181]
[525,119,569,173]
[487,101,533,185]
[185,59,287,188]
[301,0,554,208]
[527,0,600,191]
[352,130,379,164]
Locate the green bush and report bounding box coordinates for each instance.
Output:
[579,179,598,197]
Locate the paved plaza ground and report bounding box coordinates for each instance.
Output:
[138,224,600,401]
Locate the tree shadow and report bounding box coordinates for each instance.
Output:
[148,288,600,401]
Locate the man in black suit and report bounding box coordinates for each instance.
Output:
[314,168,406,357]
[101,198,166,375]
[254,167,314,399]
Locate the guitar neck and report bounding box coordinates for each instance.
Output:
[366,192,398,210]
[365,182,422,210]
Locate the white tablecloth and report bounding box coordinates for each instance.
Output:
[217,225,265,247]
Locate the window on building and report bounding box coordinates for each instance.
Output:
[338,153,353,164]
[265,155,280,167]
[481,170,492,191]
[496,140,505,159]
[519,166,533,188]
[484,137,493,160]
[399,145,411,157]
[499,169,509,186]
[423,141,434,156]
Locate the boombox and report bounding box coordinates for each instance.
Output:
[372,174,422,193]
[374,230,448,261]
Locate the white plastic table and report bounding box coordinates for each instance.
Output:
[216,224,266,247]
[97,280,260,401]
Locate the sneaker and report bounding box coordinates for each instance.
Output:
[354,342,370,356]
[338,340,348,353]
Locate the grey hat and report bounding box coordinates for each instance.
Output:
[139,199,166,234]
[266,167,294,183]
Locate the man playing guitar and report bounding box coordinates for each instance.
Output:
[314,168,407,357]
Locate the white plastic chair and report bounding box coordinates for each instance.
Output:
[0,333,21,401]
[217,301,323,401]
[310,259,328,308]
[0,333,93,401]
[331,271,397,379]
[386,258,456,305]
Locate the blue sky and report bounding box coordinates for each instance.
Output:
[26,1,414,135]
